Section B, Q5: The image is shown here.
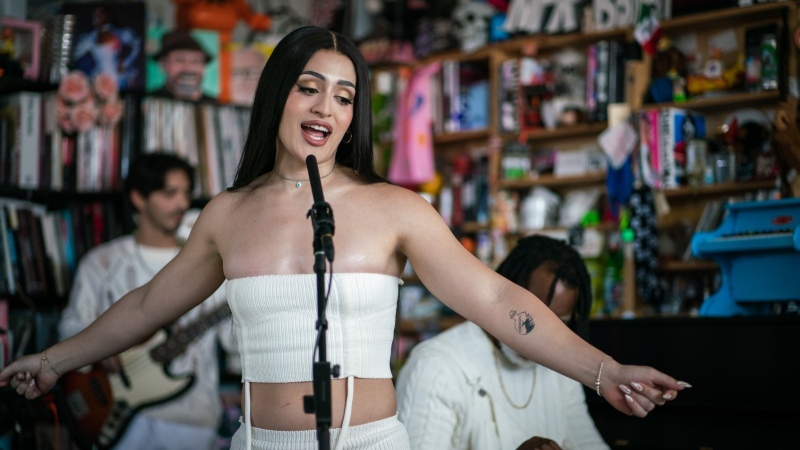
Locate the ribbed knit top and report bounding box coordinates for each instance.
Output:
[226,273,401,383]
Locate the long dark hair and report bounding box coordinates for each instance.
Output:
[495,235,593,338]
[230,26,382,190]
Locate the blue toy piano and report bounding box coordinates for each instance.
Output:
[691,198,800,316]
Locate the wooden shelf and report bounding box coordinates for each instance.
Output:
[0,79,59,95]
[494,27,630,54]
[459,221,491,233]
[0,186,125,203]
[501,122,607,143]
[662,179,777,199]
[433,129,490,145]
[498,172,607,190]
[514,223,618,237]
[659,260,719,273]
[640,90,781,112]
[486,2,793,57]
[660,1,792,33]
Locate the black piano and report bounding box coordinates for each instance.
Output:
[585,317,800,449]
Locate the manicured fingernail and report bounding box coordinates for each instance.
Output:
[619,384,632,395]
[625,394,634,403]
[663,393,673,400]
[631,382,643,392]
[16,373,24,380]
[677,381,692,388]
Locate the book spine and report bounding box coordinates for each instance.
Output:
[28,209,54,299]
[595,41,610,123]
[499,59,520,133]
[12,206,39,296]
[586,44,597,123]
[0,298,8,369]
[657,108,680,189]
[18,92,42,189]
[0,206,19,295]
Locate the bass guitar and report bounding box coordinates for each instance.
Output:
[61,301,231,449]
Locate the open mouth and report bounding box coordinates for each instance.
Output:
[302,123,331,141]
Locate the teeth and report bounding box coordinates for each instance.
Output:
[306,124,330,133]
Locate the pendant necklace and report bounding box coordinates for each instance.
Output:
[274,164,337,188]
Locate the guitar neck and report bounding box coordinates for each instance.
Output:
[149,302,231,364]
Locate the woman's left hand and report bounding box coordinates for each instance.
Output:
[599,357,690,417]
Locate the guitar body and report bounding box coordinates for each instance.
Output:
[62,330,195,449]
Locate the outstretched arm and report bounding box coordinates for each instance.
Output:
[0,203,226,397]
[394,189,689,417]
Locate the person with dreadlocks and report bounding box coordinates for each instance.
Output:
[396,235,609,450]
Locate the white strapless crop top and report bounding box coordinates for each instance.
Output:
[226,273,401,383]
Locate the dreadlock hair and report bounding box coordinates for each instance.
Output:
[495,235,593,338]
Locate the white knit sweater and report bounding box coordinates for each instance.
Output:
[59,235,235,430]
[396,321,610,450]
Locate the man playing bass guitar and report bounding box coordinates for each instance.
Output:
[58,153,236,450]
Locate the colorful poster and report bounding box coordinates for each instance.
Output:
[63,1,146,90]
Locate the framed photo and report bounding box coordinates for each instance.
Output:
[62,1,146,90]
[0,17,41,80]
[145,27,220,101]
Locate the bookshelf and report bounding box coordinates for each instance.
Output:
[377,1,795,336]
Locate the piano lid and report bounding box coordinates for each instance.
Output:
[692,198,800,258]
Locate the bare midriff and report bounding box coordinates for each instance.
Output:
[245,378,397,430]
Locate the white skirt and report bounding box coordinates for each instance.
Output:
[229,414,410,450]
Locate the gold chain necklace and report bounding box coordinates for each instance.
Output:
[274,164,336,188]
[492,344,536,410]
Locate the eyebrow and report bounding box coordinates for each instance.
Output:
[301,70,356,89]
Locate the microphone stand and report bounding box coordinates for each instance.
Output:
[303,156,339,450]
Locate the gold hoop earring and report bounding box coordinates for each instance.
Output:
[342,131,352,144]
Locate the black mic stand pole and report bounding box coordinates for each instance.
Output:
[303,155,339,450]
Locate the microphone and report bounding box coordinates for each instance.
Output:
[306,155,335,262]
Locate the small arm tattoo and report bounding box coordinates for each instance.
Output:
[509,310,535,334]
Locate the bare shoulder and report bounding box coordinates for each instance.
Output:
[361,182,437,215]
[187,188,250,239]
[352,182,448,247]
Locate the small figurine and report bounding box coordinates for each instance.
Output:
[686,47,745,96]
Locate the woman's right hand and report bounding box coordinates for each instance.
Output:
[0,353,61,400]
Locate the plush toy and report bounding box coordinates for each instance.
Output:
[173,0,270,102]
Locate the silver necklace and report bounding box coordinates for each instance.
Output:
[491,344,536,410]
[274,164,336,188]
